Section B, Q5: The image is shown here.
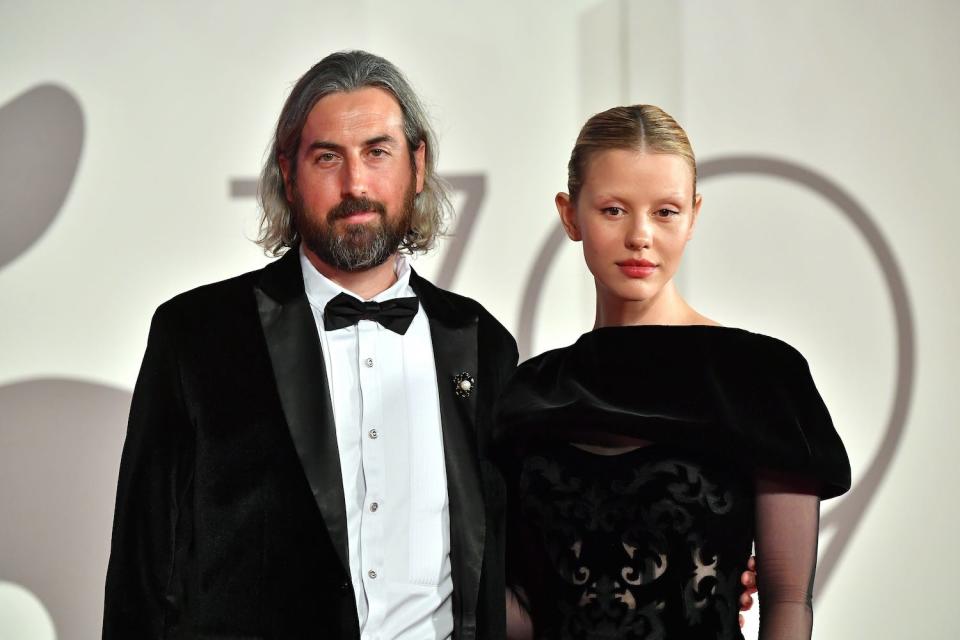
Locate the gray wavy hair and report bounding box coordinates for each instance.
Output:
[256,50,452,256]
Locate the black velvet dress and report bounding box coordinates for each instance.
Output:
[495,326,850,640]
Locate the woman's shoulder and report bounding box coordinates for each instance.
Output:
[501,325,819,429]
[515,325,811,379]
[499,325,850,498]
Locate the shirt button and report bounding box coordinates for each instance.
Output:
[368,569,377,579]
[364,357,374,368]
[370,502,379,512]
[368,428,378,439]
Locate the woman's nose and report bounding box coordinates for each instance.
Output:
[625,217,652,250]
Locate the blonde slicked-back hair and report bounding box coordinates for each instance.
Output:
[567,104,697,204]
[256,50,452,257]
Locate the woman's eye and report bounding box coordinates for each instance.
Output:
[655,208,680,218]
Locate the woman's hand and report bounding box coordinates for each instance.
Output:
[739,555,758,628]
[506,587,533,640]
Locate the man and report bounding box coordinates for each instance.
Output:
[103,50,517,639]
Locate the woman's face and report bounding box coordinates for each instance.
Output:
[557,149,701,305]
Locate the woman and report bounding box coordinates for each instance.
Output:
[497,105,850,639]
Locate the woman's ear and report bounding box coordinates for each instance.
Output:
[688,193,703,240]
[556,192,582,241]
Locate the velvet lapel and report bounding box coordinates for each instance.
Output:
[254,249,349,573]
[410,270,484,636]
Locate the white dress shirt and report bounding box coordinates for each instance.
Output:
[300,248,453,640]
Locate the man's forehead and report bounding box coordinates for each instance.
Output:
[303,87,405,139]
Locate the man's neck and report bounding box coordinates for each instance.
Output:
[303,246,400,300]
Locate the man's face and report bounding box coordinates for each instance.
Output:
[280,87,425,272]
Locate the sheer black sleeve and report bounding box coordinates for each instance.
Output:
[754,470,821,640]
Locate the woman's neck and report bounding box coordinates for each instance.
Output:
[593,281,716,328]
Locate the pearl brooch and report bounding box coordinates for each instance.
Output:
[453,372,475,399]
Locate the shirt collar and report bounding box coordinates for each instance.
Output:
[299,244,413,312]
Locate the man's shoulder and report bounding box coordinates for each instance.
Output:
[411,271,513,340]
[153,264,267,322]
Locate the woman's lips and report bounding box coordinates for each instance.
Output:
[617,259,657,278]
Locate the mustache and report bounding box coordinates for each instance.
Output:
[327,197,387,222]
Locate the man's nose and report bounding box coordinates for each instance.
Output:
[341,156,368,199]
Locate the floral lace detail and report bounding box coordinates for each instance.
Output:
[515,445,753,639]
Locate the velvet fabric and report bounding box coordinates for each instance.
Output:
[103,248,518,639]
[495,325,850,499]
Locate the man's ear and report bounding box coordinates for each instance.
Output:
[556,192,582,241]
[688,193,703,240]
[413,141,426,193]
[278,154,295,204]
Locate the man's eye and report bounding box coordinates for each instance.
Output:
[315,153,337,163]
[655,209,680,218]
[370,148,388,157]
[602,207,625,216]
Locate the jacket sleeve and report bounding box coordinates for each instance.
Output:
[476,316,519,640]
[103,309,192,638]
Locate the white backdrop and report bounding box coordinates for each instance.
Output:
[1,1,957,637]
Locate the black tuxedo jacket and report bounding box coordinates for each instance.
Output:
[103,249,518,639]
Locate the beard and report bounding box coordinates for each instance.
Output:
[292,175,416,272]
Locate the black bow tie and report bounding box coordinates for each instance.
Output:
[323,292,419,335]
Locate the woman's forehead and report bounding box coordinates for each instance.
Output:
[581,150,694,193]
